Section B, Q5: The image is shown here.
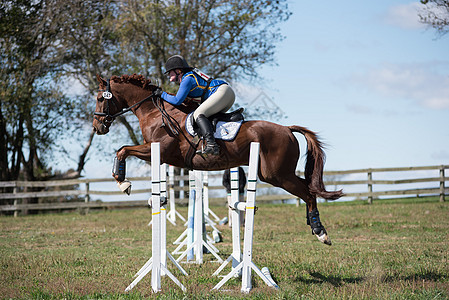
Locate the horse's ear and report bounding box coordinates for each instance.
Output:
[96,74,106,86]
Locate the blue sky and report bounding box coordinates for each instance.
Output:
[246,0,449,171]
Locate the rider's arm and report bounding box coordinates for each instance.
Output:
[161,76,195,106]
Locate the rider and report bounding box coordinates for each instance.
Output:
[154,55,235,155]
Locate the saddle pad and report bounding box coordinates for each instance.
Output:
[185,112,243,141]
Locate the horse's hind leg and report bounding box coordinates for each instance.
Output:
[287,177,331,245]
[261,172,332,246]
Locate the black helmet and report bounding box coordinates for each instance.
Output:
[164,55,192,74]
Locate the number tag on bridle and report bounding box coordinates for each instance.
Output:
[103,91,113,100]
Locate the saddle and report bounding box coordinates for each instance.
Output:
[184,108,244,170]
[189,107,245,132]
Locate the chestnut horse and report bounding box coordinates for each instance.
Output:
[92,74,342,245]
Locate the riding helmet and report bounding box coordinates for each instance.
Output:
[164,55,193,74]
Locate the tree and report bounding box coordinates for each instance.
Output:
[114,0,291,82]
[1,0,121,186]
[52,0,124,175]
[419,0,449,37]
[0,0,72,182]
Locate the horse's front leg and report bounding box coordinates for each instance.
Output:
[113,143,153,195]
[116,143,153,162]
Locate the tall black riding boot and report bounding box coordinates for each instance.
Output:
[195,114,220,155]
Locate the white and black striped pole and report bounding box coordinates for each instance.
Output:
[213,167,242,276]
[125,143,186,293]
[212,142,279,293]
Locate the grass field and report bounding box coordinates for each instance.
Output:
[1,197,448,299]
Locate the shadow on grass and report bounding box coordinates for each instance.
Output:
[294,272,364,287]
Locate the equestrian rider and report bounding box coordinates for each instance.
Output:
[154,55,235,155]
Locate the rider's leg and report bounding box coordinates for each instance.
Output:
[193,84,235,119]
[195,114,220,155]
[194,85,235,155]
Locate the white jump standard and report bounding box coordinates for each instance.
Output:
[213,166,242,277]
[175,170,223,264]
[166,165,186,225]
[212,142,280,293]
[125,143,186,293]
[171,171,221,258]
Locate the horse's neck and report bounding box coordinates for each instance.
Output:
[117,83,196,123]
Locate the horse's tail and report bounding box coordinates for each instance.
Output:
[289,125,343,200]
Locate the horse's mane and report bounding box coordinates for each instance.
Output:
[111,74,155,90]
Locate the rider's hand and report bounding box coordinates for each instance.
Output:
[153,87,163,98]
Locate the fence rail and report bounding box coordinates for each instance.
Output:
[1,165,447,215]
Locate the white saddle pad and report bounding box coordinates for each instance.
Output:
[185,112,243,141]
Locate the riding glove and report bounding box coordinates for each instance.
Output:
[153,87,163,98]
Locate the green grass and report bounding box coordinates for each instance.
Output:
[1,197,448,299]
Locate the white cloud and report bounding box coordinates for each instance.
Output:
[351,61,449,110]
[384,2,427,30]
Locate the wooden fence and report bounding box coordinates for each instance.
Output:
[0,165,447,215]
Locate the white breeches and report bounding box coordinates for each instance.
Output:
[193,84,235,120]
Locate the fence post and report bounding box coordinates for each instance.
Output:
[85,182,90,203]
[367,170,373,204]
[85,182,90,214]
[13,185,18,217]
[440,165,445,202]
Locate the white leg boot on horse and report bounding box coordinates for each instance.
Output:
[112,157,132,195]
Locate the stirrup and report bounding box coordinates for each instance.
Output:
[196,143,220,155]
[204,144,220,155]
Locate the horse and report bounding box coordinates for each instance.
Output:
[92,74,343,245]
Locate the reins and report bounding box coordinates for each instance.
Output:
[151,96,180,135]
[94,78,201,167]
[151,96,202,152]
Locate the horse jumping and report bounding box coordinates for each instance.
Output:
[92,74,343,245]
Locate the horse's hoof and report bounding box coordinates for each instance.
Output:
[314,229,332,246]
[117,180,132,195]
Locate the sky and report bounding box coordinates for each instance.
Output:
[250,0,449,171]
[78,0,448,184]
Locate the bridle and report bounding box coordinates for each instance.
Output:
[93,78,182,136]
[93,78,200,164]
[94,78,154,129]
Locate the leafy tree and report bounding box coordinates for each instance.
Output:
[0,0,71,182]
[419,0,449,37]
[52,0,124,172]
[1,0,120,186]
[114,0,291,82]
